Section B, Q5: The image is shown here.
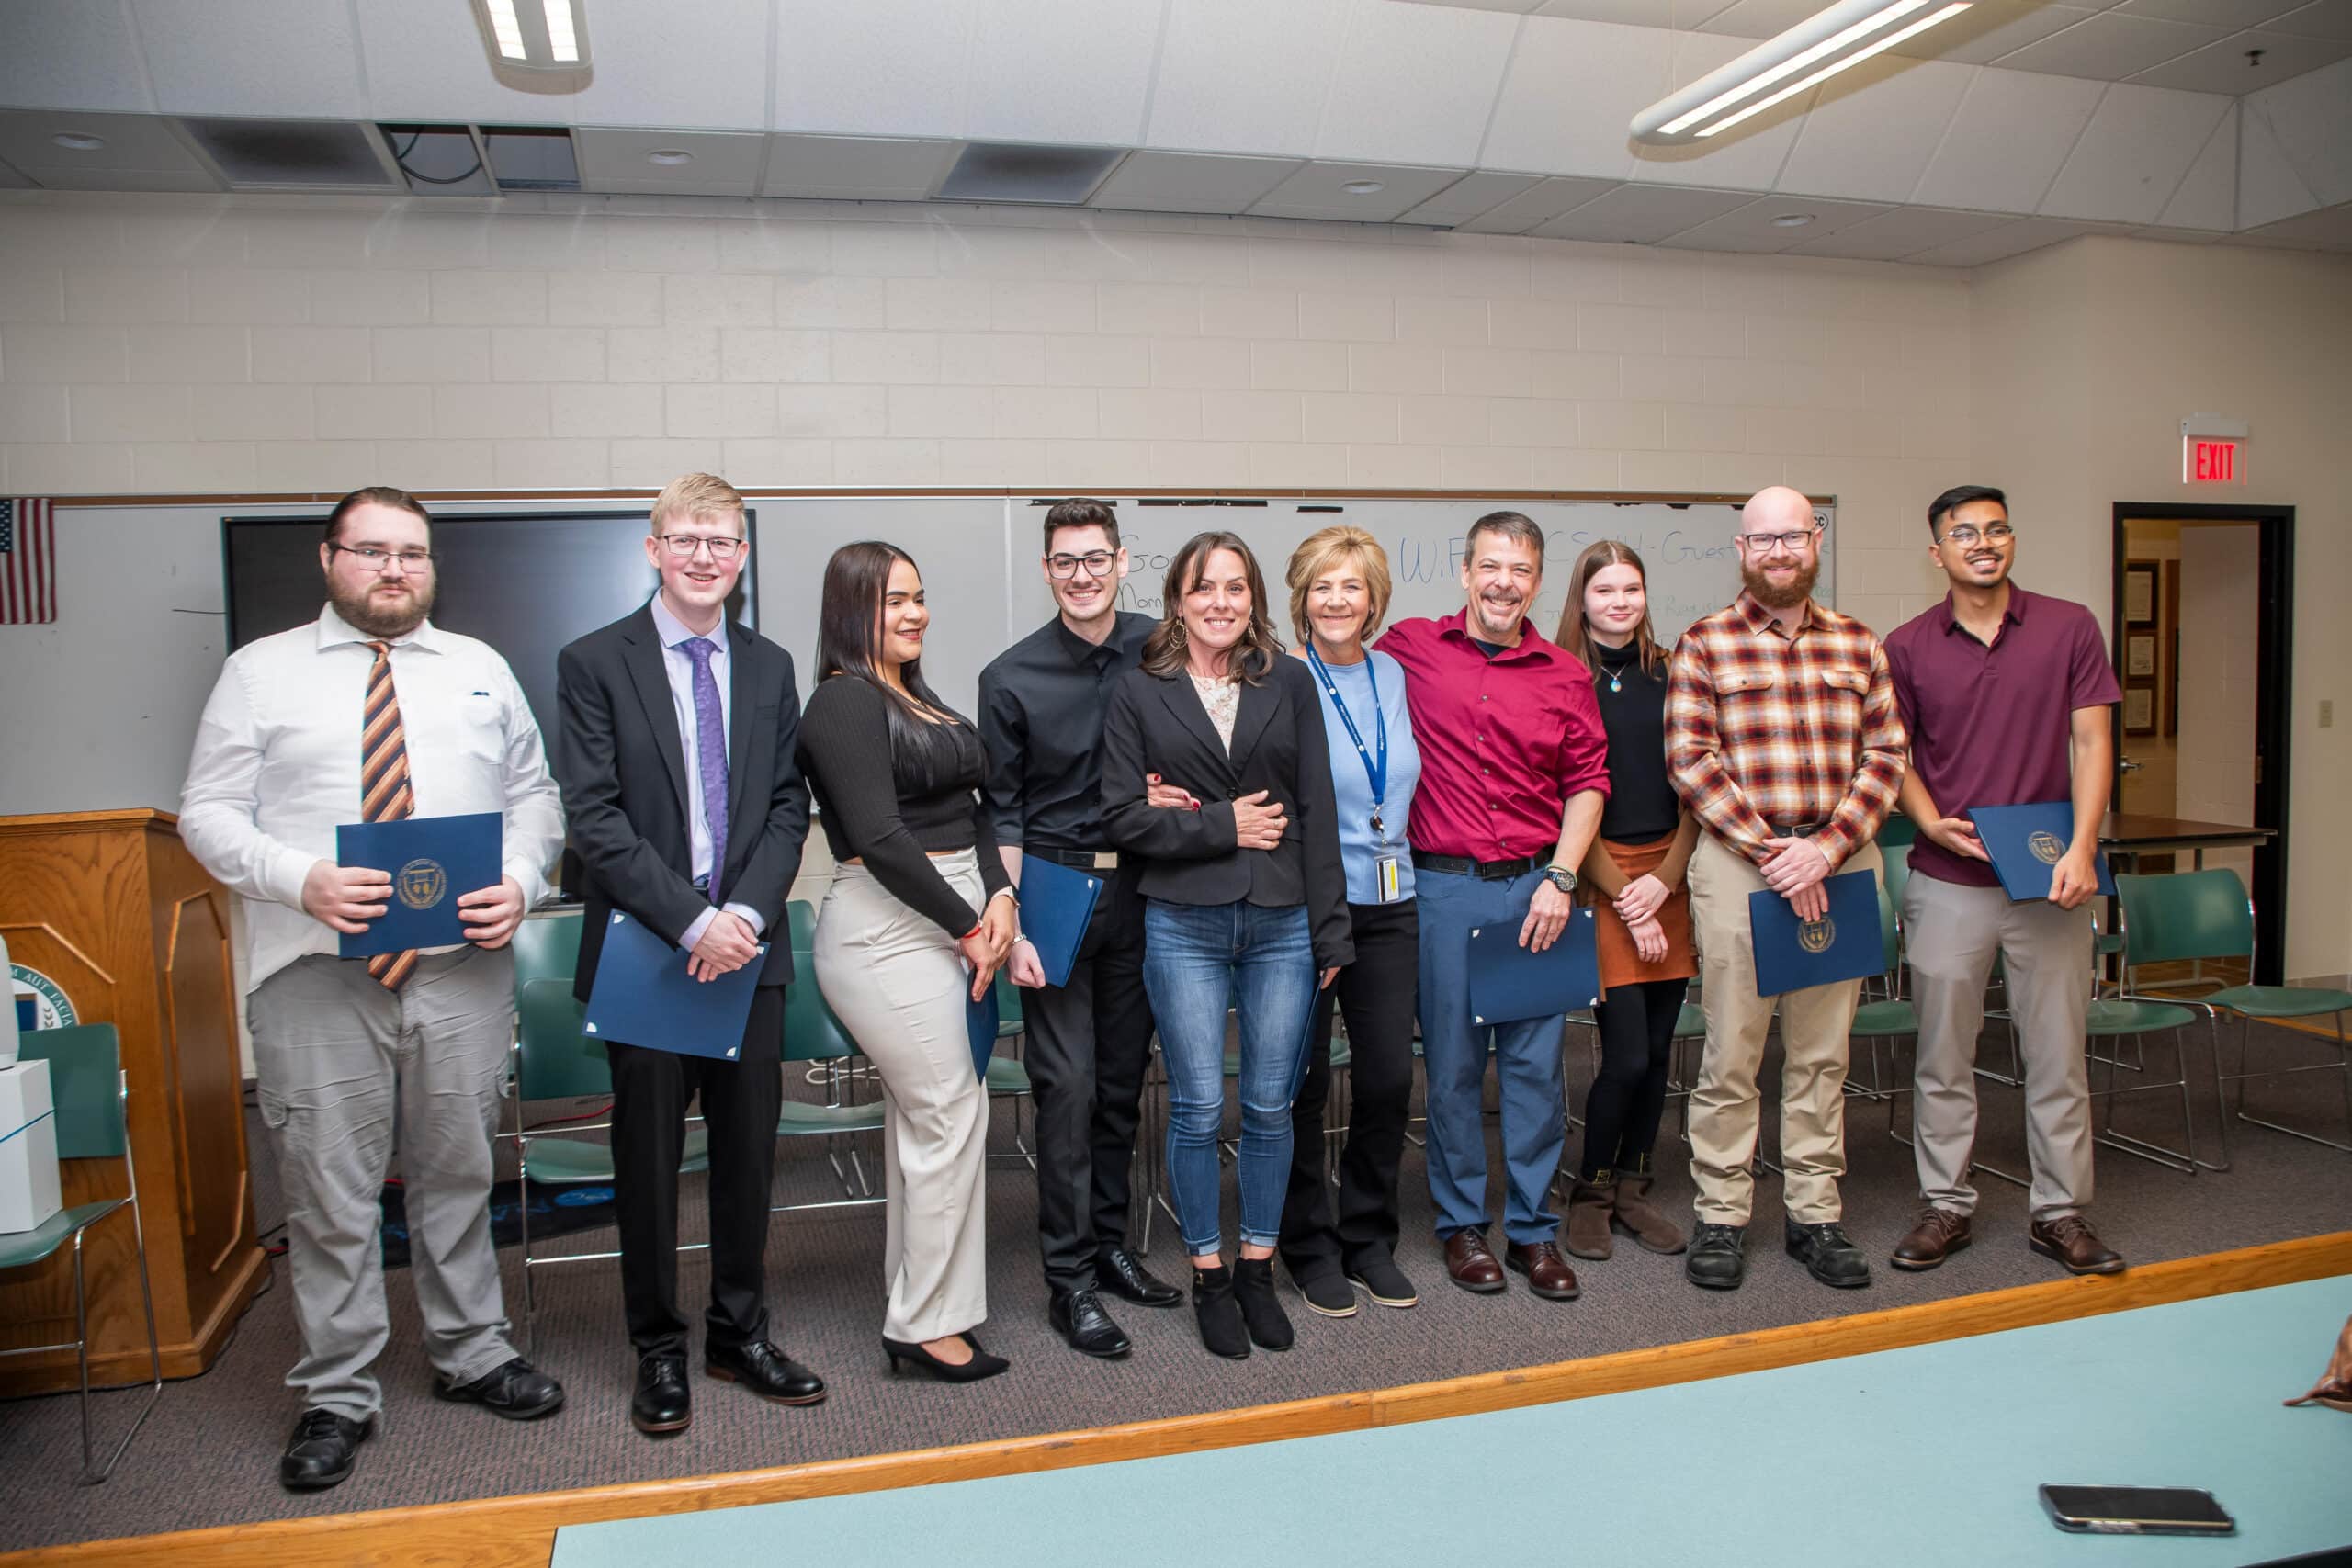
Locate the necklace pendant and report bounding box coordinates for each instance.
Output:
[1608,672,1622,693]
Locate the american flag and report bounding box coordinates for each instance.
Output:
[1,499,57,625]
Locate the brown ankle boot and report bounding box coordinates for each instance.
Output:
[1611,1174,1687,1255]
[1565,1176,1615,1260]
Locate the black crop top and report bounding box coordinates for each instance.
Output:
[797,675,1012,935]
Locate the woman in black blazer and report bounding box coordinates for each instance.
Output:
[1101,530,1351,1359]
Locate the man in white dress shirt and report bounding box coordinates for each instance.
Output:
[181,486,567,1493]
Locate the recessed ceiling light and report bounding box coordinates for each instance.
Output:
[646,149,694,167]
[1770,213,1815,228]
[51,132,106,152]
[1340,179,1385,195]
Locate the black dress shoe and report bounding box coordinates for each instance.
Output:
[1096,1247,1183,1308]
[883,1334,1012,1382]
[1050,1289,1133,1359]
[1785,1218,1872,1289]
[707,1338,829,1405]
[279,1407,369,1491]
[631,1352,691,1436]
[1289,1263,1359,1319]
[1685,1223,1747,1291]
[434,1355,565,1420]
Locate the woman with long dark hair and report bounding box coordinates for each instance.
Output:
[1554,540,1698,1261]
[799,540,1018,1382]
[1101,531,1351,1359]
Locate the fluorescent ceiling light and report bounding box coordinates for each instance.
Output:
[469,0,592,78]
[1631,0,1971,145]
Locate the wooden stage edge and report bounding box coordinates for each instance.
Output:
[15,1231,2350,1568]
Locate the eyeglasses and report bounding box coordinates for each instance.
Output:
[330,544,435,573]
[1736,526,1820,552]
[1937,522,2015,547]
[655,534,746,561]
[1046,551,1116,580]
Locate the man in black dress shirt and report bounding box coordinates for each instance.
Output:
[979,498,1184,1358]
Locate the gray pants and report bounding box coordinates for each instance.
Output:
[249,947,519,1419]
[1903,872,2096,1221]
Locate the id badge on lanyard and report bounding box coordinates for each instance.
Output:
[1309,646,1406,904]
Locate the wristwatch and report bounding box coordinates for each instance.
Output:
[1542,863,1577,896]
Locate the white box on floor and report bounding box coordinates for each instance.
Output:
[0,1058,62,1235]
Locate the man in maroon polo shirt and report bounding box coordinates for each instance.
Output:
[1883,484,2127,1278]
[1376,511,1609,1301]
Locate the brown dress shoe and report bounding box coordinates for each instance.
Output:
[1611,1174,1687,1256]
[1504,1240,1581,1301]
[1890,1206,1972,1271]
[1565,1177,1614,1260]
[1442,1230,1507,1293]
[2030,1215,2125,1276]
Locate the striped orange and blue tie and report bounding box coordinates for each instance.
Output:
[361,639,419,990]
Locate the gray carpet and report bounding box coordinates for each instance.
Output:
[4,1018,2349,1552]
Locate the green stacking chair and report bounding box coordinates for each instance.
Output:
[1850,878,1917,1110]
[2116,869,2352,1170]
[987,978,1036,1169]
[2081,878,2220,1175]
[777,900,888,1211]
[511,907,584,988]
[0,1024,162,1483]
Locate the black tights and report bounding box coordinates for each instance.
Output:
[1578,976,1689,1180]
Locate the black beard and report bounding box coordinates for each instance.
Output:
[1741,558,1818,611]
[329,576,434,639]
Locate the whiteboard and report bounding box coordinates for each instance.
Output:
[0,491,1831,816]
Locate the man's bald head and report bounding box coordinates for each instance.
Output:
[1741,485,1815,532]
[1733,485,1821,611]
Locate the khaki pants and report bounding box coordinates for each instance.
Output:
[1686,833,1883,1225]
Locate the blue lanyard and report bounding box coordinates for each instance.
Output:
[1306,646,1387,833]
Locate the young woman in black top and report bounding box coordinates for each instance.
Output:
[800,541,1018,1382]
[1555,541,1698,1262]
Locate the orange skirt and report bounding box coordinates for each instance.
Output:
[1582,832,1698,992]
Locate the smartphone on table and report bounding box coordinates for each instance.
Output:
[2040,1483,2236,1537]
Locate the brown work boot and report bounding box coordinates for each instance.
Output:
[1890,1206,1972,1271]
[1565,1176,1615,1260]
[1442,1230,1506,1293]
[1611,1174,1687,1255]
[2030,1214,2126,1276]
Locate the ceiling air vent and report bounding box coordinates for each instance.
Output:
[484,126,580,191]
[934,141,1125,205]
[178,117,396,188]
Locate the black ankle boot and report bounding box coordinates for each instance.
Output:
[1191,1265,1250,1359]
[1231,1256,1294,1351]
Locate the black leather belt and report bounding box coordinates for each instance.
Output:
[1028,845,1122,870]
[1410,851,1539,881]
[1769,822,1830,838]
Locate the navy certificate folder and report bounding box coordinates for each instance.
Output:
[1014,855,1104,989]
[1465,907,1601,1025]
[1968,802,2115,902]
[1748,869,1881,997]
[582,911,768,1060]
[967,985,998,1079]
[336,811,502,959]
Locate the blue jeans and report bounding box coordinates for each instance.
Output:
[1416,866,1566,1245]
[1143,898,1317,1258]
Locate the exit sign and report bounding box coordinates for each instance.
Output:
[2187,438,2244,483]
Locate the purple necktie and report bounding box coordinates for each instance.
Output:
[683,637,729,899]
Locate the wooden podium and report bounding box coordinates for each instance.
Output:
[0,809,265,1393]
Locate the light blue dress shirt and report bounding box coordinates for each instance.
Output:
[1306,648,1421,906]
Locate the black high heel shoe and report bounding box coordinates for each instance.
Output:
[882,1334,1010,1383]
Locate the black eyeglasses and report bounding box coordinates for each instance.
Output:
[1736,526,1820,552]
[655,534,746,561]
[1046,551,1116,580]
[329,544,435,573]
[1937,522,2015,547]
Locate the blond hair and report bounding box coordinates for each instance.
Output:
[1284,525,1393,646]
[650,472,746,536]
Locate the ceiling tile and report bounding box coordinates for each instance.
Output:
[0,108,214,187]
[1091,151,1304,214]
[963,0,1162,146]
[1395,170,1544,225]
[1148,0,1345,157]
[2156,103,2239,224]
[1911,67,2109,210]
[2236,95,2324,221]
[1991,10,2232,77]
[1530,182,1756,242]
[1902,215,2100,264]
[2115,0,2308,28]
[131,0,368,119]
[1250,160,1468,221]
[1629,28,1815,191]
[0,158,33,189]
[1659,194,1895,252]
[2265,0,2352,39]
[1890,3,2100,66]
[2127,28,2352,89]
[1418,0,1543,11]
[2227,194,2352,243]
[1775,56,1975,204]
[2130,223,2229,239]
[0,1,153,113]
[1481,16,1672,180]
[575,128,766,197]
[774,0,973,138]
[1695,0,1853,39]
[1453,174,1622,231]
[2246,54,2351,203]
[1781,205,2017,258]
[1534,0,1737,22]
[2040,82,2231,220]
[1316,0,1520,166]
[762,135,959,200]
